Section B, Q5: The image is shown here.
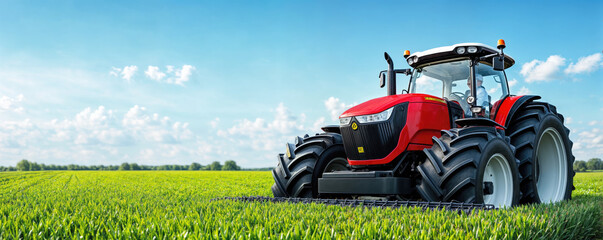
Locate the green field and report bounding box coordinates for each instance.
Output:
[1,171,601,239]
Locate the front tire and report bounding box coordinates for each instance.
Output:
[271,133,349,198]
[416,127,520,208]
[506,101,575,203]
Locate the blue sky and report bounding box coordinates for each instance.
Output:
[0,1,601,167]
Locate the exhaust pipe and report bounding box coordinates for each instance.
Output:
[384,52,396,96]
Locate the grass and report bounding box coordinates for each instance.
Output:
[0,171,601,239]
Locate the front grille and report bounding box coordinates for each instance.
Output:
[341,103,408,160]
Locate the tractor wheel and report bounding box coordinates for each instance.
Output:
[416,127,520,208]
[271,133,350,198]
[506,101,575,204]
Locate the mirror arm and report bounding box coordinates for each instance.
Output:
[479,53,499,61]
[394,69,412,75]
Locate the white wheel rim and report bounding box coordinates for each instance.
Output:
[535,127,567,203]
[483,153,514,207]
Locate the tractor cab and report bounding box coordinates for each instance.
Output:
[381,42,514,118]
[407,43,514,118]
[409,58,509,117]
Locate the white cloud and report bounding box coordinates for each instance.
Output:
[325,97,355,121]
[0,94,24,113]
[490,78,518,94]
[312,117,326,132]
[210,118,220,128]
[268,103,305,134]
[167,65,195,85]
[588,121,598,126]
[565,53,603,74]
[48,105,192,146]
[166,65,175,73]
[505,79,519,95]
[572,128,603,160]
[208,102,349,167]
[145,66,166,81]
[217,103,309,155]
[109,67,121,77]
[517,86,531,95]
[122,105,192,143]
[520,55,566,83]
[133,65,196,86]
[0,105,196,166]
[566,117,573,125]
[508,79,518,88]
[0,119,39,148]
[110,65,138,82]
[415,76,440,92]
[488,87,499,94]
[122,66,138,82]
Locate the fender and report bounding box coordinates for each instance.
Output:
[456,118,504,129]
[492,95,541,128]
[321,125,341,134]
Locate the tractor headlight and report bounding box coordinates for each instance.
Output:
[339,117,352,125]
[467,46,478,53]
[455,47,466,54]
[355,107,394,123]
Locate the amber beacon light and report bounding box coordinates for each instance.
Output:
[497,39,506,49]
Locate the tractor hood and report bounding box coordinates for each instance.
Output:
[340,93,446,118]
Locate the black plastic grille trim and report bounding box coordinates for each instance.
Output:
[341,103,408,160]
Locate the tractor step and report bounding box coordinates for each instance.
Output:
[215,196,496,214]
[318,170,413,195]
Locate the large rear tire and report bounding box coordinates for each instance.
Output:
[416,127,520,208]
[506,101,575,204]
[271,133,349,198]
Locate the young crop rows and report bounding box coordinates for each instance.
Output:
[0,171,601,239]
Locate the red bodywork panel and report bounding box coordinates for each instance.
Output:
[342,93,527,166]
[491,95,523,127]
[344,94,452,166]
[340,94,444,117]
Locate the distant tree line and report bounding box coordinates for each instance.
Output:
[573,158,603,172]
[1,159,248,172]
[3,158,600,172]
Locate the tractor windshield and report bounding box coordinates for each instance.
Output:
[408,59,509,117]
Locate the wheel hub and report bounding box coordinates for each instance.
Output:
[324,157,350,173]
[482,153,513,207]
[483,181,494,195]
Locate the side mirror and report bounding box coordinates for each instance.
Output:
[379,72,386,88]
[492,56,504,71]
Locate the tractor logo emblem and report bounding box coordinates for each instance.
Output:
[351,122,358,130]
[357,147,364,153]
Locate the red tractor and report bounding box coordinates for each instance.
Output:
[271,40,575,207]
